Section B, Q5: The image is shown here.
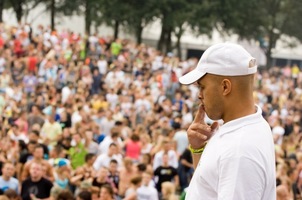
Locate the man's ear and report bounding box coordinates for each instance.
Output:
[221,79,231,96]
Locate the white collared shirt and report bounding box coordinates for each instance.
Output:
[186,105,276,200]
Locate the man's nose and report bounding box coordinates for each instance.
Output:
[198,92,203,100]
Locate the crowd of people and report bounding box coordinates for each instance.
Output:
[0,22,301,200]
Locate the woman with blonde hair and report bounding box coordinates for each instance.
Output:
[140,134,153,155]
[161,182,178,200]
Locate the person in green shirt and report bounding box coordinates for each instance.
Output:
[68,132,87,169]
[110,39,122,58]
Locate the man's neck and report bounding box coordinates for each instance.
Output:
[126,167,132,173]
[1,175,10,181]
[85,163,92,167]
[34,158,42,162]
[98,177,106,182]
[109,170,116,175]
[31,177,41,182]
[162,163,169,168]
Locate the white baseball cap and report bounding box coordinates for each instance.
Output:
[179,42,258,85]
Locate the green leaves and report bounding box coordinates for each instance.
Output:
[2,0,302,65]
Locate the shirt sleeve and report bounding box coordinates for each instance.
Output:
[172,167,178,176]
[218,156,266,200]
[154,167,160,176]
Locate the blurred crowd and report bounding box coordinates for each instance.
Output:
[0,22,301,200]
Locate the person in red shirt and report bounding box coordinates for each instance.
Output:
[125,134,141,161]
[27,52,38,74]
[13,37,23,57]
[0,37,4,49]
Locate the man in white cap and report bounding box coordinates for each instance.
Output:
[179,43,276,200]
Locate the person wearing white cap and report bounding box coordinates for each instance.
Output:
[179,43,276,200]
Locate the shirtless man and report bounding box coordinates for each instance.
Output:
[21,144,54,182]
[118,157,137,197]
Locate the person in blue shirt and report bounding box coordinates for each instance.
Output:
[0,162,19,193]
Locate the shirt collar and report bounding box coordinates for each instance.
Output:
[217,105,263,136]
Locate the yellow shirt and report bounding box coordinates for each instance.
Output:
[292,65,300,77]
[91,100,109,111]
[41,121,62,145]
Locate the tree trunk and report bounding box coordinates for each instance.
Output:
[165,27,172,53]
[157,25,166,52]
[0,0,4,23]
[265,45,272,69]
[15,0,23,23]
[113,20,119,39]
[266,28,278,69]
[85,0,91,35]
[135,23,143,44]
[176,32,182,59]
[50,0,55,31]
[24,4,29,23]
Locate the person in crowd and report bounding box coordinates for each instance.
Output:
[123,176,142,200]
[107,160,119,193]
[136,171,158,200]
[68,132,87,169]
[124,134,141,162]
[0,162,18,193]
[76,191,91,200]
[177,146,193,191]
[93,143,122,171]
[154,153,179,193]
[118,157,137,198]
[56,190,74,200]
[0,195,9,200]
[21,162,53,200]
[54,160,71,189]
[99,185,115,200]
[91,167,116,193]
[3,189,20,200]
[161,182,178,200]
[152,139,178,170]
[21,144,54,182]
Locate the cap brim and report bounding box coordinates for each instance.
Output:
[179,69,206,85]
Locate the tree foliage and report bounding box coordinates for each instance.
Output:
[2,0,302,66]
[56,0,100,34]
[0,0,4,22]
[122,0,157,44]
[211,0,302,67]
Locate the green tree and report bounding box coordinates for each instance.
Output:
[96,0,131,39]
[123,0,157,44]
[176,0,214,58]
[3,0,44,24]
[212,0,302,67]
[156,0,180,54]
[0,0,4,22]
[57,0,100,34]
[155,0,214,56]
[9,0,25,22]
[50,0,55,30]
